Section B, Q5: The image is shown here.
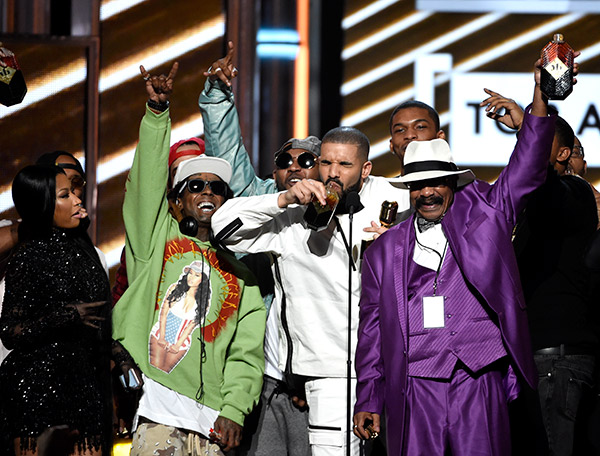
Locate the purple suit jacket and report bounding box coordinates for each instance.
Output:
[354,109,556,455]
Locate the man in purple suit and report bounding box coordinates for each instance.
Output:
[352,57,570,455]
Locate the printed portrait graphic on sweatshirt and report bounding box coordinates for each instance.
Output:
[149,260,212,373]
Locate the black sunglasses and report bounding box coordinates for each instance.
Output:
[179,179,227,196]
[274,152,316,170]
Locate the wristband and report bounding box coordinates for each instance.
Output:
[147,99,169,112]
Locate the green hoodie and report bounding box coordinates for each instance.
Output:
[112,106,265,426]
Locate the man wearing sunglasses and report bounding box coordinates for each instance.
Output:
[112,62,266,455]
[112,137,208,308]
[272,137,321,191]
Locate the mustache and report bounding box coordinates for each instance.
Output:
[415,195,444,208]
[325,178,343,189]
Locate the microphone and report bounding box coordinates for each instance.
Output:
[343,190,361,455]
[345,191,361,216]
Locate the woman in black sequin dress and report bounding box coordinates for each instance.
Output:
[0,165,112,455]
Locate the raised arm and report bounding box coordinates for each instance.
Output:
[199,41,276,197]
[211,193,287,255]
[481,53,580,129]
[212,178,328,256]
[479,89,525,130]
[123,63,177,266]
[479,54,580,223]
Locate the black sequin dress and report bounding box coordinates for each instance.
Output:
[0,229,112,452]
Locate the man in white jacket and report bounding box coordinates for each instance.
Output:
[212,126,409,456]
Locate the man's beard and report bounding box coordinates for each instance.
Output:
[327,175,363,214]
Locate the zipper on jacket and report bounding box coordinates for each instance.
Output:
[273,257,294,374]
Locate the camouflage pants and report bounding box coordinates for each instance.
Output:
[131,422,225,456]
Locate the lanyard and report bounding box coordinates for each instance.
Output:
[415,236,448,296]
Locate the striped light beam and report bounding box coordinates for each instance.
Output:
[342,13,589,128]
[0,17,224,119]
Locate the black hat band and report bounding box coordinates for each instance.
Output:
[403,160,458,176]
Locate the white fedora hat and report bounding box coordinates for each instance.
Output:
[395,139,475,189]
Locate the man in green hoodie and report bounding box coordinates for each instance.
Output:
[112,62,266,455]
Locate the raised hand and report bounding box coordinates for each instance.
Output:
[364,220,389,240]
[278,178,327,208]
[479,89,524,130]
[203,41,238,87]
[139,61,179,103]
[534,52,581,88]
[531,51,580,117]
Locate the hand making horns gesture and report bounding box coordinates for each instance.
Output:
[139,61,179,103]
[203,41,238,87]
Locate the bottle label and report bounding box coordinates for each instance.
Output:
[545,57,568,79]
[0,65,16,84]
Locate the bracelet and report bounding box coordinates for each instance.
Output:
[147,99,169,112]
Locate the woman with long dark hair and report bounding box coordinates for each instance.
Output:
[0,151,90,271]
[0,164,112,455]
[149,260,212,373]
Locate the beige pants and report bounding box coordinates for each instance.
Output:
[130,422,225,456]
